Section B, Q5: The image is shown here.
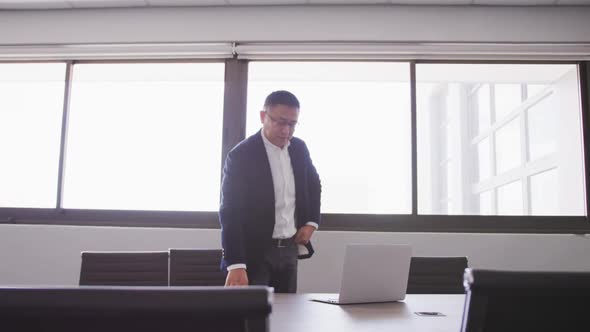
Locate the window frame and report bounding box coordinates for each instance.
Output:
[0,58,589,234]
[469,82,560,215]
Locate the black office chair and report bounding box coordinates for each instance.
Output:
[0,286,272,332]
[461,269,590,332]
[406,256,468,294]
[79,251,169,286]
[169,249,225,286]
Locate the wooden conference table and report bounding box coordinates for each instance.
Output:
[271,294,465,332]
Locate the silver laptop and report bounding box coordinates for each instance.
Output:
[311,244,412,305]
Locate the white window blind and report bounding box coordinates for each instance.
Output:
[0,43,234,61]
[235,43,590,61]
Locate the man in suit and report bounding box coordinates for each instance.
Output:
[219,90,321,293]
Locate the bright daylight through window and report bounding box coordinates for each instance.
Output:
[1,59,587,227]
[0,63,66,208]
[247,62,412,214]
[63,63,225,211]
[417,64,585,216]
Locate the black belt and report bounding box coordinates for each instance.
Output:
[271,237,295,248]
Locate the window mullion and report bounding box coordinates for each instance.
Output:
[55,61,74,209]
[410,61,418,215]
[221,59,248,174]
[579,62,590,218]
[489,85,498,214]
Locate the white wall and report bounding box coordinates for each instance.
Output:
[2,224,590,292]
[0,6,589,45]
[1,5,590,292]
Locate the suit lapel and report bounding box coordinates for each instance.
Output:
[288,142,303,188]
[289,141,305,226]
[253,131,275,209]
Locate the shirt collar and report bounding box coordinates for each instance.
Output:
[261,129,290,152]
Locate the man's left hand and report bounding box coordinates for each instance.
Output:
[295,225,315,245]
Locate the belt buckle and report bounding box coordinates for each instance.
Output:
[277,239,286,248]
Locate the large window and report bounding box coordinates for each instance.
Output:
[417,64,586,216]
[63,63,225,211]
[1,58,588,232]
[246,62,412,214]
[0,63,66,208]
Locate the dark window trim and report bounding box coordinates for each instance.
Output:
[320,214,590,234]
[221,59,248,172]
[579,62,590,218]
[0,59,588,234]
[0,209,587,234]
[0,208,219,229]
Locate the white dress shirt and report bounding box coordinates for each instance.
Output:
[226,131,318,271]
[262,131,298,239]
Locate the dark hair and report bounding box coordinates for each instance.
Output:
[263,90,300,109]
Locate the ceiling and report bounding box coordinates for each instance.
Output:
[0,0,588,9]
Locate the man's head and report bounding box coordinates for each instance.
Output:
[260,90,300,148]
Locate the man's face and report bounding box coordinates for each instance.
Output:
[260,104,299,148]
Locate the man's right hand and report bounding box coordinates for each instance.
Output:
[225,268,249,287]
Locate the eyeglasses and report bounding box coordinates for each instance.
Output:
[265,111,298,129]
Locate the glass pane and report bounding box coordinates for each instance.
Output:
[446,161,453,199]
[494,84,522,121]
[445,123,453,160]
[446,199,453,213]
[479,190,492,215]
[530,169,558,215]
[477,138,491,181]
[528,95,556,161]
[63,63,225,211]
[497,180,523,215]
[247,62,411,214]
[527,84,547,99]
[476,84,491,134]
[0,63,66,208]
[495,117,521,174]
[417,63,584,216]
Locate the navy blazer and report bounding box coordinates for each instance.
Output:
[219,130,321,271]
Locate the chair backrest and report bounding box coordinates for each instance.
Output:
[79,251,169,286]
[169,249,225,286]
[0,286,272,332]
[461,269,590,332]
[406,256,468,294]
